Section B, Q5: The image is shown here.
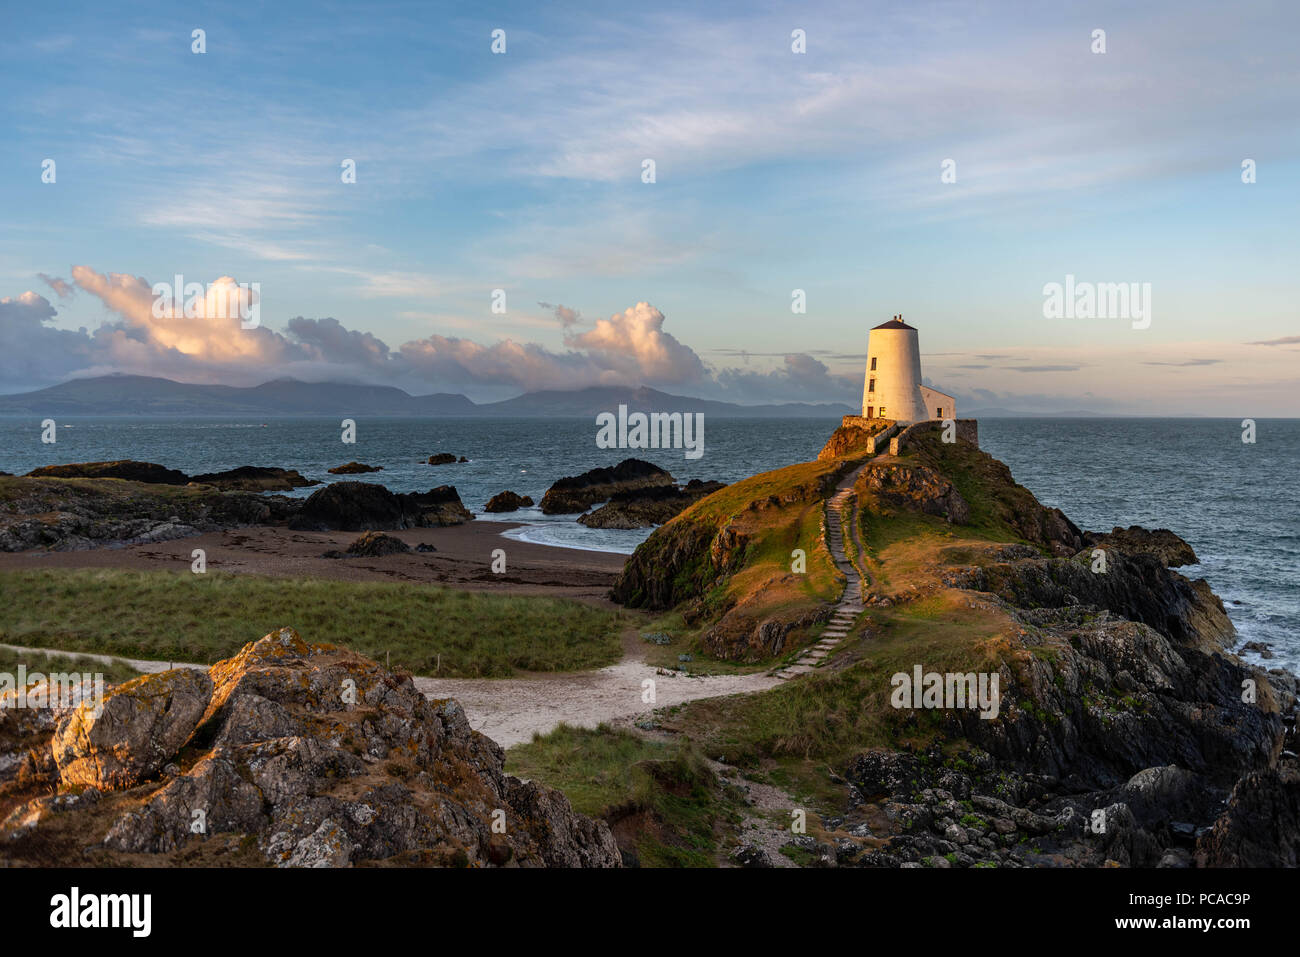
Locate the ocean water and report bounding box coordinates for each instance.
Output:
[1,415,1295,672]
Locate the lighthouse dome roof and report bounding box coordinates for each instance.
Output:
[871,317,916,330]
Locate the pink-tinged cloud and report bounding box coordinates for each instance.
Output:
[70,266,303,366]
[3,268,855,403]
[564,302,707,385]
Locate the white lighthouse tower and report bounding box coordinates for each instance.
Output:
[862,315,955,424]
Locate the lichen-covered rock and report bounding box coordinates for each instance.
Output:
[52,668,213,789]
[10,627,621,868]
[0,474,300,552]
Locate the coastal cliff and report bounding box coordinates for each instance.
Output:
[614,422,1299,866]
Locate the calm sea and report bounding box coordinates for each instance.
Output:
[1,415,1295,672]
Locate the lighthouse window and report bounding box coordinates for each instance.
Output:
[867,378,876,393]
[870,357,877,371]
[879,407,886,416]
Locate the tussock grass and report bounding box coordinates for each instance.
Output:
[0,568,624,678]
[507,723,732,867]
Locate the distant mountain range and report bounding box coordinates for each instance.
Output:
[0,375,854,418]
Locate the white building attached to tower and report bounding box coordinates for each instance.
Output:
[862,316,955,424]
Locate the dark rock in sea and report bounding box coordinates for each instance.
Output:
[1240,640,1275,659]
[289,481,472,531]
[484,490,535,513]
[402,486,474,527]
[26,460,189,485]
[539,458,675,514]
[291,482,404,530]
[328,461,383,474]
[190,465,320,491]
[579,479,726,529]
[426,453,457,465]
[1085,525,1199,567]
[0,627,622,867]
[458,456,468,463]
[323,531,412,559]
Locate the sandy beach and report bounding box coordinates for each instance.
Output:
[0,520,627,604]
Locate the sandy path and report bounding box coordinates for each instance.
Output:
[0,638,781,750]
[415,660,781,749]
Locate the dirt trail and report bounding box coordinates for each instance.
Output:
[414,635,782,747]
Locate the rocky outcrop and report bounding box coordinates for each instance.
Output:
[579,480,726,529]
[945,546,1234,653]
[286,482,401,531]
[27,460,189,484]
[701,593,829,661]
[817,422,893,461]
[484,491,534,513]
[401,486,474,527]
[328,462,383,474]
[836,601,1292,869]
[1085,525,1199,567]
[611,519,729,610]
[289,482,471,531]
[190,466,319,491]
[426,453,465,465]
[323,531,412,558]
[857,463,969,524]
[1196,763,1300,866]
[0,474,300,552]
[540,459,674,514]
[0,628,622,867]
[51,669,213,790]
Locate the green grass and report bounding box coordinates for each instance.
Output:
[0,568,625,678]
[0,646,141,685]
[506,723,737,867]
[659,591,1012,793]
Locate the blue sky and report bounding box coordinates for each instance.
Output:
[2,0,1297,412]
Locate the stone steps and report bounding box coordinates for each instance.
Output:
[777,462,879,681]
